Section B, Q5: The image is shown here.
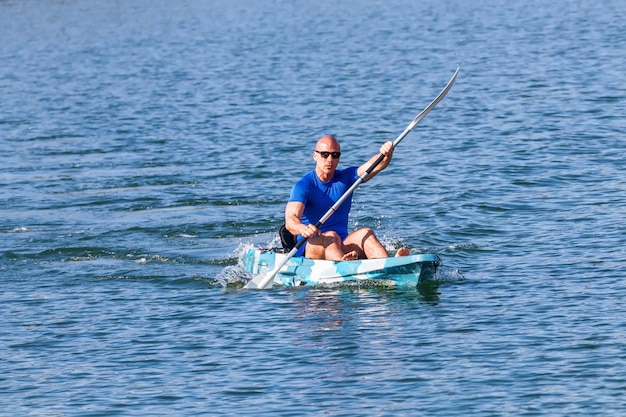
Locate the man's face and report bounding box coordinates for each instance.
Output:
[314,147,341,177]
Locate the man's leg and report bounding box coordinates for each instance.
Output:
[305,231,351,261]
[343,228,388,259]
[344,228,410,258]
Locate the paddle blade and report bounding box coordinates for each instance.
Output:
[244,246,300,290]
[244,270,276,289]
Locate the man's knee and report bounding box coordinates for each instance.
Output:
[309,231,341,247]
[320,231,341,246]
[353,227,375,240]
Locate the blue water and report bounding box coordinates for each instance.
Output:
[2,0,626,415]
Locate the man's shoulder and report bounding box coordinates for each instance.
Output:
[297,170,316,183]
[337,166,359,179]
[293,171,316,189]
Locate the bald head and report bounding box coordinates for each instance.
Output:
[313,135,342,180]
[315,135,340,152]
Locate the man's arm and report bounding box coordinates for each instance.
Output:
[285,201,318,239]
[358,141,395,182]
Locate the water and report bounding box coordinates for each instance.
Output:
[1,0,625,415]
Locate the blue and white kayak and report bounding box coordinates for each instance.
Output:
[242,248,440,288]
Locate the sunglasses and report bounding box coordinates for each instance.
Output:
[315,150,341,159]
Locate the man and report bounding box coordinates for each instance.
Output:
[285,135,410,261]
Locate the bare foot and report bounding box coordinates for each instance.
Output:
[342,250,359,261]
[395,248,410,257]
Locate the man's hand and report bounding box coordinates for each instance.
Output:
[301,224,319,239]
[380,141,394,157]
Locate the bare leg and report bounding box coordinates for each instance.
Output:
[305,231,349,261]
[305,229,403,260]
[343,228,389,259]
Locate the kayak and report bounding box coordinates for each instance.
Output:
[242,248,440,288]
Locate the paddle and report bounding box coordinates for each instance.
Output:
[245,67,460,290]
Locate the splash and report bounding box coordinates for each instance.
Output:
[435,264,466,283]
[216,264,250,289]
[214,242,258,288]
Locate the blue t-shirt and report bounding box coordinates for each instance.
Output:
[288,166,359,241]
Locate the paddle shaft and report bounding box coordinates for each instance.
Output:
[245,67,460,289]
